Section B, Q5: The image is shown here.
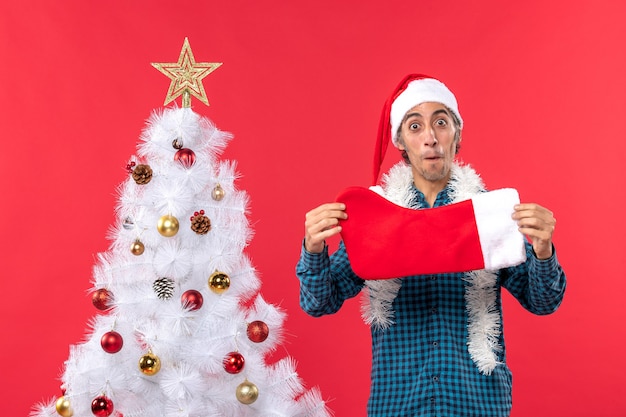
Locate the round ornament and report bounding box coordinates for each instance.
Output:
[130,240,145,256]
[247,320,269,343]
[236,380,259,405]
[101,331,123,354]
[208,271,230,294]
[91,395,114,417]
[157,214,179,237]
[122,217,135,230]
[211,184,225,201]
[223,351,245,374]
[181,289,203,310]
[55,395,73,417]
[174,148,196,168]
[139,352,161,376]
[92,288,113,311]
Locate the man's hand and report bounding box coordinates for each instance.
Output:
[304,203,347,253]
[512,203,556,260]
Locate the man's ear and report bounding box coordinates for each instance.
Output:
[395,134,405,150]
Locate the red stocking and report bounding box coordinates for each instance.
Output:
[337,187,527,280]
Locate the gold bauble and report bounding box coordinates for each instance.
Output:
[157,214,179,237]
[211,184,225,201]
[208,271,230,294]
[55,396,73,417]
[139,352,161,375]
[130,240,145,256]
[236,380,259,405]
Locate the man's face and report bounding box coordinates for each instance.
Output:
[397,101,459,185]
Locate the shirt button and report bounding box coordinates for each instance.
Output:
[430,275,437,281]
[430,397,435,403]
[432,341,439,347]
[433,376,440,382]
[431,307,437,314]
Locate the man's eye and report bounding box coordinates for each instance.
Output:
[435,119,447,127]
[409,122,420,130]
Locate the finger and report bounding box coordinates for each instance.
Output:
[514,203,544,211]
[517,225,553,241]
[305,213,346,231]
[304,223,343,253]
[307,203,347,219]
[305,204,347,230]
[513,206,555,225]
[316,225,343,240]
[305,216,342,236]
[516,210,556,228]
[514,203,552,215]
[517,218,556,237]
[517,214,556,241]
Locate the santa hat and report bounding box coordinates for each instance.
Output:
[337,186,526,279]
[373,74,462,184]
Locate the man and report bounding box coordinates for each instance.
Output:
[295,74,566,416]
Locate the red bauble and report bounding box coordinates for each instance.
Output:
[223,351,245,374]
[92,288,113,311]
[91,395,114,417]
[174,148,196,168]
[181,289,203,311]
[101,331,123,354]
[247,320,269,343]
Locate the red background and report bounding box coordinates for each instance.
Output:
[1,1,625,416]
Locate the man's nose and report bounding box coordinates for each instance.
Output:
[423,127,438,146]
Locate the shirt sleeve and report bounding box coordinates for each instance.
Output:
[501,242,566,315]
[295,240,365,317]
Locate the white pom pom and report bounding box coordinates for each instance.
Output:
[153,239,193,281]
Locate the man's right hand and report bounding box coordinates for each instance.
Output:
[304,202,347,253]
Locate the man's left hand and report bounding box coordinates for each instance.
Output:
[512,203,556,260]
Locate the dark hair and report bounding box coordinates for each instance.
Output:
[396,106,462,164]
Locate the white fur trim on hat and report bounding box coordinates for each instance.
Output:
[390,78,462,146]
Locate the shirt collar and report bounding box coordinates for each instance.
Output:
[409,182,451,209]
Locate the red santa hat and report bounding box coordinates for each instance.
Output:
[373,74,463,184]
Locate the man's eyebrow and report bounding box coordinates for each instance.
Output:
[402,108,451,123]
[402,112,422,122]
[433,109,452,117]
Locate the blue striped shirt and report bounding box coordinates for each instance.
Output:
[296,186,566,416]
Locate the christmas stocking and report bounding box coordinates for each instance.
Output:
[336,187,527,279]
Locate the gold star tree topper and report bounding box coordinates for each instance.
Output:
[152,38,222,108]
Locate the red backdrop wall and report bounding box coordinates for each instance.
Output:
[1,1,625,416]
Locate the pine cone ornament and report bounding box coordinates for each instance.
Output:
[132,164,153,185]
[153,277,175,300]
[190,210,211,235]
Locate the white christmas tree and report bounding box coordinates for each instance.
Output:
[32,38,330,417]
